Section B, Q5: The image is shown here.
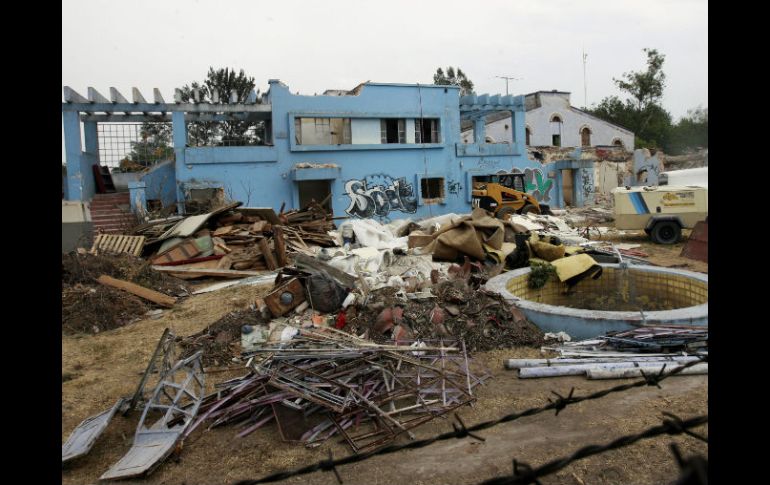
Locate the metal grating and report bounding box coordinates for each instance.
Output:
[97,122,173,169]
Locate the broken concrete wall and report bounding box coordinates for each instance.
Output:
[627,149,664,186]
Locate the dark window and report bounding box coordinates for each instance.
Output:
[525,127,531,145]
[581,127,591,146]
[613,138,624,148]
[380,119,406,143]
[420,177,445,201]
[415,118,441,143]
[550,115,563,147]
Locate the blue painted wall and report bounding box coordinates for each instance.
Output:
[173,81,548,222]
[141,160,177,208]
[63,81,554,219]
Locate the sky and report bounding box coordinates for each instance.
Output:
[62,0,707,161]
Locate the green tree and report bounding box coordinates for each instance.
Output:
[120,122,175,170]
[586,49,672,149]
[179,67,265,146]
[667,106,708,154]
[433,67,475,96]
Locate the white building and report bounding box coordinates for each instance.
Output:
[461,90,634,149]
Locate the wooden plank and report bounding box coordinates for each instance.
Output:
[96,275,176,308]
[116,236,128,253]
[257,238,278,270]
[151,266,264,278]
[90,235,103,254]
[273,227,287,267]
[154,255,223,266]
[103,235,117,252]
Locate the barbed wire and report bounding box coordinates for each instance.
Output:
[231,355,707,485]
[478,413,708,484]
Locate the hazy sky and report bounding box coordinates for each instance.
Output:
[62,0,707,157]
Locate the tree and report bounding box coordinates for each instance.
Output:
[667,106,708,154]
[120,122,175,171]
[586,49,672,150]
[615,49,666,112]
[178,67,265,146]
[433,67,475,96]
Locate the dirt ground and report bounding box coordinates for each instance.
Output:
[588,228,708,274]
[62,282,707,485]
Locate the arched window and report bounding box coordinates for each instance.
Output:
[485,135,496,143]
[550,115,563,147]
[580,127,592,147]
[525,127,532,145]
[612,138,624,149]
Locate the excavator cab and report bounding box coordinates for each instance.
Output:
[472,173,552,219]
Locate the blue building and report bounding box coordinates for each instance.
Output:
[62,80,563,222]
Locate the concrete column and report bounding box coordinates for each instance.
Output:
[128,181,147,219]
[473,118,485,144]
[573,168,584,207]
[172,112,187,214]
[550,169,562,209]
[511,110,525,155]
[81,121,99,200]
[63,111,83,201]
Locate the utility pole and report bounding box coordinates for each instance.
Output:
[582,48,588,108]
[496,75,521,96]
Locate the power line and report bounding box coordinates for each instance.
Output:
[496,76,522,96]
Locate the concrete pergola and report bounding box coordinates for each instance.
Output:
[61,86,271,202]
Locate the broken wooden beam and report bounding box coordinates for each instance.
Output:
[257,238,278,270]
[151,266,265,278]
[96,275,177,308]
[273,227,288,267]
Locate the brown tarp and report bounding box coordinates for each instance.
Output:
[422,208,505,261]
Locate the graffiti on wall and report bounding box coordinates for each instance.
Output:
[581,170,595,196]
[447,180,462,195]
[511,167,555,203]
[477,159,500,170]
[344,174,417,218]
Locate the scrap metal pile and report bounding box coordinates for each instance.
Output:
[545,326,708,355]
[505,325,708,381]
[189,329,491,453]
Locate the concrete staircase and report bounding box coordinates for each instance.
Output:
[89,192,137,234]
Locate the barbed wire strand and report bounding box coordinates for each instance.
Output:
[478,413,708,484]
[230,355,707,485]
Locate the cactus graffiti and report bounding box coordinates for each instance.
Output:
[344,174,417,218]
[512,167,555,203]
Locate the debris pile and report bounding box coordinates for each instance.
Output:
[132,202,336,278]
[191,329,491,452]
[61,252,188,333]
[177,310,266,367]
[349,280,545,351]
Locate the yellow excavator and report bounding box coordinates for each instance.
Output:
[471,173,551,219]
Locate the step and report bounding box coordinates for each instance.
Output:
[90,209,132,217]
[93,223,133,232]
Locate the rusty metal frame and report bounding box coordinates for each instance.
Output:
[100,351,205,481]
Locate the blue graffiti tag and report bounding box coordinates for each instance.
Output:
[344,174,417,218]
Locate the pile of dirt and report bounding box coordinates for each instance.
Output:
[348,280,544,351]
[61,252,190,335]
[62,284,150,334]
[62,252,189,295]
[177,309,266,366]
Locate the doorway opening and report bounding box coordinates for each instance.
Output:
[297,180,332,213]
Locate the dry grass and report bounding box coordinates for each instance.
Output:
[62,279,707,485]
